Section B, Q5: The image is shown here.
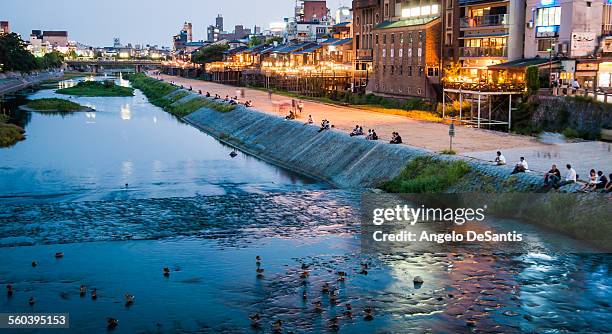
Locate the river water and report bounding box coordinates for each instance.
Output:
[0,77,610,333]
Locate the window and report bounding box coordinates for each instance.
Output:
[383,34,387,44]
[408,33,413,43]
[400,33,404,44]
[391,65,394,74]
[427,67,439,76]
[375,34,379,44]
[536,7,561,27]
[399,48,403,57]
[537,38,556,52]
[418,66,423,77]
[445,32,453,46]
[383,65,386,74]
[390,48,394,58]
[391,34,395,43]
[399,65,403,75]
[382,48,386,58]
[356,35,360,49]
[407,48,412,58]
[446,12,453,28]
[407,65,413,76]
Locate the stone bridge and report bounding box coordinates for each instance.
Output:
[65,59,164,73]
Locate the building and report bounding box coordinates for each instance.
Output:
[335,6,353,23]
[216,14,224,32]
[173,29,188,51]
[183,22,193,42]
[0,21,9,35]
[352,0,382,89]
[42,31,69,48]
[207,25,220,42]
[368,1,442,100]
[302,0,330,22]
[450,0,525,83]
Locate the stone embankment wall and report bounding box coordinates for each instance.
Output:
[0,71,62,95]
[178,91,548,191]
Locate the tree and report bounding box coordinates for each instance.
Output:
[525,65,540,95]
[265,36,284,46]
[248,36,264,48]
[0,33,38,72]
[191,44,229,64]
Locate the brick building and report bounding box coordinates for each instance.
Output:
[353,0,382,89]
[367,1,442,100]
[0,21,9,35]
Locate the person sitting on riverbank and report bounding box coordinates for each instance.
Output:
[285,110,296,120]
[495,151,506,165]
[390,132,403,144]
[556,164,577,188]
[229,99,238,106]
[306,115,313,124]
[206,92,211,97]
[318,119,331,132]
[214,94,220,100]
[366,130,378,140]
[188,86,193,91]
[580,169,597,191]
[544,164,561,188]
[350,125,364,137]
[595,171,609,191]
[606,174,612,192]
[224,95,229,101]
[245,100,252,107]
[511,157,529,174]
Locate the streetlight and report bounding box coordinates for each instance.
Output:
[448,123,455,152]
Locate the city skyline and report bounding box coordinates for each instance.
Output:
[1,0,346,47]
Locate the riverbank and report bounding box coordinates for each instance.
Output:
[0,71,63,96]
[56,80,134,96]
[0,114,25,147]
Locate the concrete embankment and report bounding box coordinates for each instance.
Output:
[179,91,546,191]
[0,71,62,96]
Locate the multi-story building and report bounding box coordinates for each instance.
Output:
[0,21,9,35]
[42,31,69,48]
[352,0,382,89]
[183,22,193,43]
[454,0,524,82]
[216,15,224,32]
[368,0,442,100]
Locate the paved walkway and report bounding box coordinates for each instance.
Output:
[152,74,612,178]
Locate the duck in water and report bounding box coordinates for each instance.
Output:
[328,316,340,331]
[31,261,37,268]
[28,297,35,306]
[329,289,338,304]
[337,271,346,282]
[256,267,264,278]
[344,303,352,317]
[6,284,13,297]
[364,306,374,321]
[163,267,170,277]
[272,320,282,333]
[313,301,323,313]
[107,318,118,329]
[229,150,238,158]
[55,252,64,258]
[321,282,330,294]
[360,263,368,275]
[80,285,87,297]
[249,313,261,327]
[91,288,97,300]
[124,293,134,306]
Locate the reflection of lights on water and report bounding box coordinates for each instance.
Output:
[58,80,77,89]
[85,112,96,119]
[118,72,130,87]
[153,116,157,123]
[121,161,133,178]
[121,104,131,120]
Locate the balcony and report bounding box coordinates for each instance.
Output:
[460,14,508,28]
[356,49,373,60]
[460,46,507,58]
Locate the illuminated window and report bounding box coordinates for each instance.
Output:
[535,7,561,27]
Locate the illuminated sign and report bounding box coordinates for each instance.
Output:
[541,0,555,5]
[536,25,559,37]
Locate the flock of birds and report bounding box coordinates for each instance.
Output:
[246,255,425,333]
[5,252,425,332]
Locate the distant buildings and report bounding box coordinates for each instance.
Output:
[286,0,334,42]
[0,21,9,35]
[183,22,193,43]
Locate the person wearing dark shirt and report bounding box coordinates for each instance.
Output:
[544,164,561,187]
[595,171,609,190]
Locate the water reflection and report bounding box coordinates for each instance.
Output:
[120,103,131,120]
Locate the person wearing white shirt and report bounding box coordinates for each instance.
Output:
[557,164,577,188]
[495,151,506,165]
[511,157,529,174]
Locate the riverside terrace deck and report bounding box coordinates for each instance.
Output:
[151,73,612,179]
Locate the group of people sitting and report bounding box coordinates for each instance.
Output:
[579,169,611,192]
[318,119,331,132]
[349,125,364,137]
[366,129,379,140]
[496,151,611,192]
[201,91,252,107]
[390,132,403,144]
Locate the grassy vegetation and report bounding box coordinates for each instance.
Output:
[381,156,471,193]
[125,73,235,116]
[24,98,86,112]
[56,80,134,97]
[0,114,25,148]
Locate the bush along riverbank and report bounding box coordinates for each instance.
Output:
[0,114,25,148]
[125,73,236,116]
[56,80,134,97]
[21,98,91,112]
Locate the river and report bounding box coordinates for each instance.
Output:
[0,76,610,333]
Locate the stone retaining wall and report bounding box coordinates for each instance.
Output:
[180,90,550,191]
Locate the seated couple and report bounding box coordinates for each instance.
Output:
[350,125,364,137]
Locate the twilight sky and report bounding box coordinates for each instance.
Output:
[2,0,346,47]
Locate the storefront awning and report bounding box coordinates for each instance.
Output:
[487,58,552,70]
